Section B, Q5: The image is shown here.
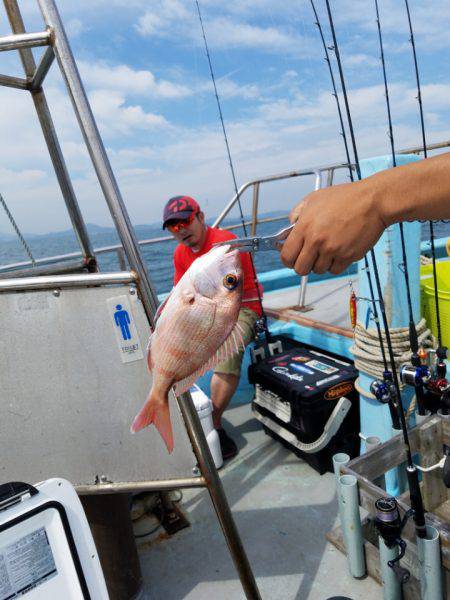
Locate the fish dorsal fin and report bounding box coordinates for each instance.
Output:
[148,289,176,371]
[173,322,246,396]
[154,291,172,323]
[146,335,153,372]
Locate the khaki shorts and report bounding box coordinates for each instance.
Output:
[214,307,258,377]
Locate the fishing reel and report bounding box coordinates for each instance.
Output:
[400,364,431,388]
[370,371,395,404]
[374,497,413,584]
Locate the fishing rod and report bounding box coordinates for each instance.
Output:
[373,0,430,416]
[404,0,448,404]
[308,0,399,429]
[194,0,269,344]
[325,0,426,543]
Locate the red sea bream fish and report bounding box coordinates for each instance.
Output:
[131,244,245,452]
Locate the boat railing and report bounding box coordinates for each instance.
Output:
[0,160,352,279]
[1,138,449,283]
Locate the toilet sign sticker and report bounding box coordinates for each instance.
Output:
[108,295,144,363]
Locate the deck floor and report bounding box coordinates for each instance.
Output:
[138,403,380,600]
[263,275,358,331]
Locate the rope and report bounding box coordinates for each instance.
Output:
[194,0,268,340]
[351,318,433,381]
[0,192,35,266]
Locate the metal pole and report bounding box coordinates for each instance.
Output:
[177,391,261,600]
[0,73,27,89]
[30,45,55,90]
[37,0,160,323]
[0,271,137,291]
[3,0,96,270]
[116,247,127,271]
[0,30,50,51]
[250,183,260,237]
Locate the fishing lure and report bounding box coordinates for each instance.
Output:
[349,290,357,329]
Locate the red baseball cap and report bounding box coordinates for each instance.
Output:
[162,196,200,229]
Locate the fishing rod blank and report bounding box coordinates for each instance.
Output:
[404,0,448,388]
[373,0,429,415]
[194,0,269,342]
[325,0,426,539]
[309,0,394,425]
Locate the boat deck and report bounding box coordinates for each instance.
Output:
[138,404,380,600]
[263,275,358,337]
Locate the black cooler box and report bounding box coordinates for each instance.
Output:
[248,338,360,474]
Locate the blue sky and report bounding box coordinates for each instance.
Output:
[0,0,449,233]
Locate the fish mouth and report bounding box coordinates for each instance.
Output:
[222,244,238,256]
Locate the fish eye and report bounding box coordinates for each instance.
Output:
[223,273,238,290]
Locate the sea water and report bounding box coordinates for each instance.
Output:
[0,219,448,296]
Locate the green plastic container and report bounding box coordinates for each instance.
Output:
[420,259,450,348]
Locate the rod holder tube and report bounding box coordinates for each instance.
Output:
[415,410,431,426]
[333,453,350,484]
[364,435,381,452]
[339,474,366,578]
[417,525,443,600]
[437,409,450,421]
[333,453,351,545]
[379,537,401,600]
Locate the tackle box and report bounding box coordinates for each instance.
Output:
[248,337,360,474]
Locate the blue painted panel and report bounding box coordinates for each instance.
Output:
[357,154,421,495]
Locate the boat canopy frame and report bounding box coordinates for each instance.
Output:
[0,1,262,597]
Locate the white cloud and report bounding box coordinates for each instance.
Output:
[66,18,85,37]
[345,54,379,68]
[135,0,189,36]
[88,90,170,136]
[135,2,314,56]
[79,61,191,99]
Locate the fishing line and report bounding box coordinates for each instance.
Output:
[374,0,427,414]
[404,0,447,379]
[325,0,426,539]
[194,0,268,339]
[308,0,389,383]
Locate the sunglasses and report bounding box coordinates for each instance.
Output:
[166,212,197,233]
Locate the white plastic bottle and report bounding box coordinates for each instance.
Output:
[190,385,223,469]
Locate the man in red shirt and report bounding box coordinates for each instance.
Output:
[162,195,263,460]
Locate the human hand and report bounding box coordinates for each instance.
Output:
[280,181,386,275]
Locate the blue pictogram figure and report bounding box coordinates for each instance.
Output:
[114,304,131,340]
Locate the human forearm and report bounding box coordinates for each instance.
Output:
[364,152,450,226]
[281,152,450,276]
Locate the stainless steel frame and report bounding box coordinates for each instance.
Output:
[1,1,261,597]
[4,0,95,270]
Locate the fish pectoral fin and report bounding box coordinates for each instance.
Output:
[174,356,215,396]
[174,321,247,396]
[131,392,174,453]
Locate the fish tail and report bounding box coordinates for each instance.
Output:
[131,391,174,453]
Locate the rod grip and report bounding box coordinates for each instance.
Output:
[406,467,426,539]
